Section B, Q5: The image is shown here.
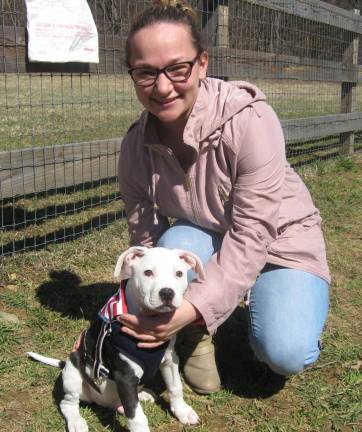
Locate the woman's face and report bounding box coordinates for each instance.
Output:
[128,22,208,130]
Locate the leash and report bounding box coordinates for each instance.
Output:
[93,320,112,382]
[93,280,128,383]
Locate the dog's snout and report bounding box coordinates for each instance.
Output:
[159,288,175,303]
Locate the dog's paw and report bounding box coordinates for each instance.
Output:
[67,417,89,432]
[138,390,155,403]
[171,401,199,425]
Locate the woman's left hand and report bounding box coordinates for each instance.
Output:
[117,299,201,348]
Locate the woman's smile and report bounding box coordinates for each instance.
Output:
[152,96,180,107]
[128,22,208,131]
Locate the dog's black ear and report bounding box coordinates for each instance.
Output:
[176,250,206,281]
[114,246,149,279]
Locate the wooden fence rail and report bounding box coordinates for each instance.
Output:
[246,0,362,33]
[282,112,362,142]
[2,111,362,199]
[207,47,361,83]
[0,138,121,199]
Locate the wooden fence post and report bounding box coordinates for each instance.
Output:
[201,1,229,79]
[215,4,229,49]
[202,2,229,48]
[340,9,360,156]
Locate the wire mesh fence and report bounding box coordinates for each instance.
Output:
[0,0,361,256]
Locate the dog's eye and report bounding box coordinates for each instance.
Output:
[176,271,183,278]
[144,269,153,277]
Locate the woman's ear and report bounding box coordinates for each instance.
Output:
[198,50,208,80]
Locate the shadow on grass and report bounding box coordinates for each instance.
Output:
[36,270,119,321]
[1,191,121,232]
[215,306,286,398]
[1,209,125,256]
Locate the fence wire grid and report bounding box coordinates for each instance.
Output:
[1,0,361,256]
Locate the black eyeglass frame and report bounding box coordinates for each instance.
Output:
[128,55,200,87]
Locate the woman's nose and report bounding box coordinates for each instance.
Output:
[154,72,174,95]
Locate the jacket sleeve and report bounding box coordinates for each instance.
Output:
[118,129,169,247]
[185,103,286,334]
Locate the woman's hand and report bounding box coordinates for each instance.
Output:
[117,299,201,348]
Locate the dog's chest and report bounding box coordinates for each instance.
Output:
[107,321,169,384]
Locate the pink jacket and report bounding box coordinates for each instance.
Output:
[119,78,330,334]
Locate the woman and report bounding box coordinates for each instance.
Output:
[116,0,330,394]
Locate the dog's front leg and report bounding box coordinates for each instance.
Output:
[113,370,150,432]
[160,348,199,425]
[60,358,90,432]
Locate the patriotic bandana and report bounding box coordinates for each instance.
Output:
[98,279,128,322]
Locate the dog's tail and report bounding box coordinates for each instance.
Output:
[26,351,66,368]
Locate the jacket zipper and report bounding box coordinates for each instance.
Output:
[184,171,201,224]
[218,185,229,205]
[184,174,192,191]
[165,149,200,224]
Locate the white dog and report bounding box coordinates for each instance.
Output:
[27,246,205,432]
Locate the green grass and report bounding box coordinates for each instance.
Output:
[1,74,361,150]
[0,157,361,431]
[0,74,143,150]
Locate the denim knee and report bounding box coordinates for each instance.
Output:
[250,337,321,376]
[156,220,222,264]
[248,267,329,376]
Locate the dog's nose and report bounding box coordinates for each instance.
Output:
[159,288,175,303]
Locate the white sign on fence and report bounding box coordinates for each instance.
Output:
[25,0,99,63]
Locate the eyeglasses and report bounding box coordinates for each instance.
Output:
[128,56,199,87]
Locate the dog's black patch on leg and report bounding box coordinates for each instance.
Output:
[102,339,140,418]
[113,369,139,419]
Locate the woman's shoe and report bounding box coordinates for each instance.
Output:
[176,325,221,394]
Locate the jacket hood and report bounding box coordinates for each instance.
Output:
[183,78,267,146]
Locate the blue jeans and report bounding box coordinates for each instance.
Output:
[157,220,329,376]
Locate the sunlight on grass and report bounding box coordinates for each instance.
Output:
[1,74,361,151]
[0,117,361,431]
[0,73,143,150]
[2,0,362,416]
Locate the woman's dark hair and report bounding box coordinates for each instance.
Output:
[125,0,205,67]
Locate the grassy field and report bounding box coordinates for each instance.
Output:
[0,157,361,431]
[0,74,143,150]
[1,73,361,150]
